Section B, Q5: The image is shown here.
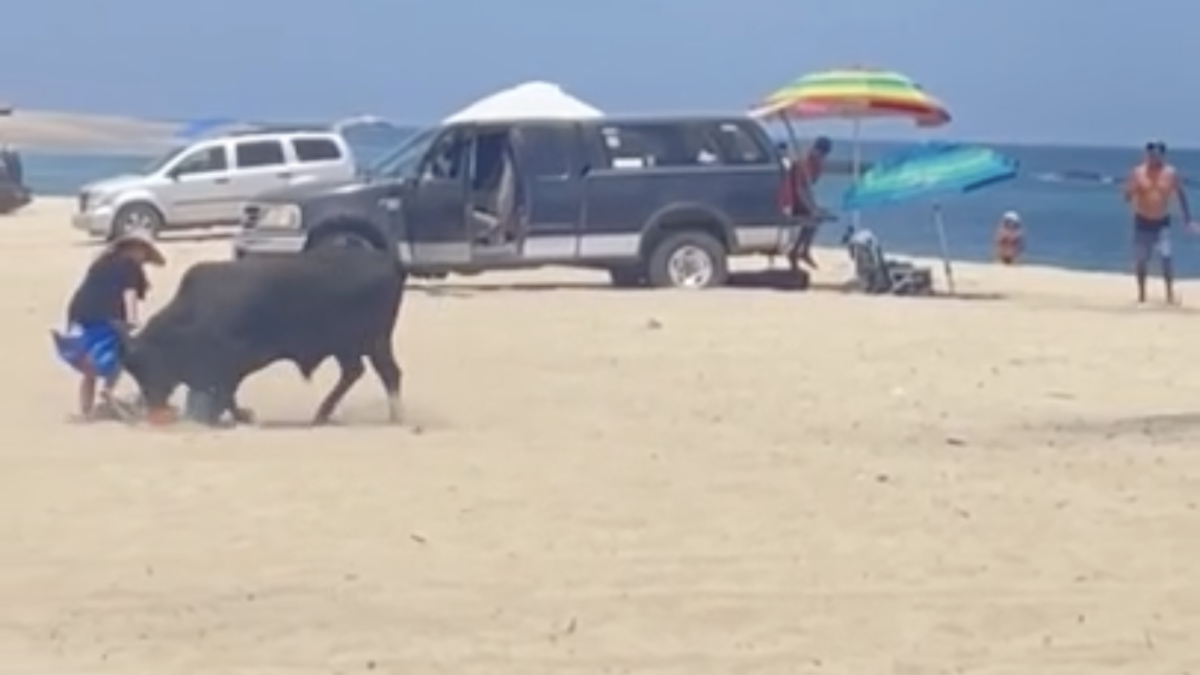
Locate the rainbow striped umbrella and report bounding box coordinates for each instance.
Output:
[752,67,950,125]
[752,67,951,230]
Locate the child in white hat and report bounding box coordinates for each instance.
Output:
[993,211,1024,265]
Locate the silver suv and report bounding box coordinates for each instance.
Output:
[72,127,356,239]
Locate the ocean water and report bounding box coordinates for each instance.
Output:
[18,130,1200,278]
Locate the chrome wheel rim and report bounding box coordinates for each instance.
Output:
[667,245,714,288]
[119,209,155,234]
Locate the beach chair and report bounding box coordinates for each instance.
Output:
[843,227,933,295]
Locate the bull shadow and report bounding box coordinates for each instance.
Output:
[252,419,411,431]
[169,416,429,433]
[246,401,445,433]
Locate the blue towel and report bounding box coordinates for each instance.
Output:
[51,322,122,380]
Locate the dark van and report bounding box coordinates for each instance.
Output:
[233,115,801,288]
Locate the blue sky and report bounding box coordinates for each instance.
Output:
[1,0,1191,146]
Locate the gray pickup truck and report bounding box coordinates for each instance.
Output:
[233,114,802,288]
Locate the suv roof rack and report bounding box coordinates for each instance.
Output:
[226,124,333,137]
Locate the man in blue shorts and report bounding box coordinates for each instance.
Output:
[1124,141,1195,304]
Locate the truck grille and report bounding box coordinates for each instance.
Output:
[242,204,261,229]
[77,192,89,213]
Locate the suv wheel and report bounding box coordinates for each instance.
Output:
[645,230,729,289]
[608,263,646,288]
[111,203,164,240]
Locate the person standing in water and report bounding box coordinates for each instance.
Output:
[993,211,1024,265]
[1123,141,1194,304]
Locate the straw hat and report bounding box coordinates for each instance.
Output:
[106,231,165,266]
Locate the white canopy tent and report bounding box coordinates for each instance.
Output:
[442,81,603,123]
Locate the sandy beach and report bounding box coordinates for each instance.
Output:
[3,198,1200,674]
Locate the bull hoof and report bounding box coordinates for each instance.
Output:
[230,407,256,425]
[145,406,179,427]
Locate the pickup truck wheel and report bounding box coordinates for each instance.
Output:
[608,263,646,288]
[645,230,729,289]
[111,203,164,240]
[310,230,376,251]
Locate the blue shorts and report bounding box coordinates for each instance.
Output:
[51,322,123,380]
[1133,215,1171,259]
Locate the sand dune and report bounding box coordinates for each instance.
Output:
[2,199,1200,674]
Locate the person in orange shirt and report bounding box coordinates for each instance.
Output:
[1123,141,1196,304]
[993,210,1024,264]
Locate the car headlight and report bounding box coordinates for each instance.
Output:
[257,204,302,229]
[79,191,114,212]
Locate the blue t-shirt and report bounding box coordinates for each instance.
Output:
[66,253,148,325]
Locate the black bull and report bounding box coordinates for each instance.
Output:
[119,248,406,426]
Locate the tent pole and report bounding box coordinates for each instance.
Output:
[933,203,956,294]
[772,113,802,270]
[781,114,800,155]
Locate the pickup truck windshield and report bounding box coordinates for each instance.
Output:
[367,127,438,178]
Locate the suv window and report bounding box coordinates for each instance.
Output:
[711,122,771,165]
[514,125,573,177]
[234,140,286,168]
[291,137,342,163]
[171,146,228,176]
[597,122,722,169]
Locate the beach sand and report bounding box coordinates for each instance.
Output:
[3,198,1200,674]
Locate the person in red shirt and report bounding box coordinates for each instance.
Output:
[784,136,832,271]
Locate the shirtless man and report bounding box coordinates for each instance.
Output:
[1124,141,1194,304]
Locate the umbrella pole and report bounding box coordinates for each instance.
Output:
[933,203,956,294]
[850,118,862,229]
